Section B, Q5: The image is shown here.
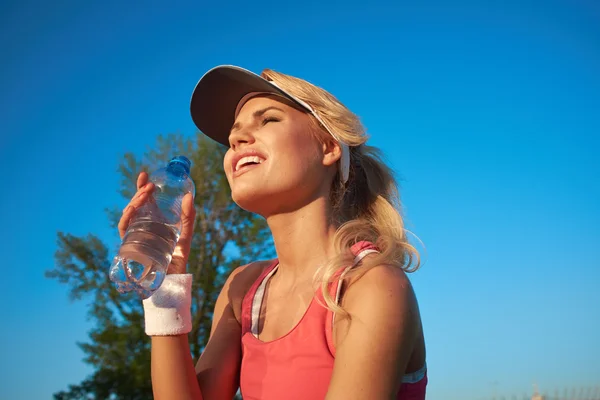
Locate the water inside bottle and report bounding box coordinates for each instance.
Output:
[110,218,180,298]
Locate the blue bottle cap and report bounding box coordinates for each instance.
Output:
[169,155,192,175]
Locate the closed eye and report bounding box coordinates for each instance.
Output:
[261,116,281,125]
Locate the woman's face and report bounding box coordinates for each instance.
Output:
[223,95,338,216]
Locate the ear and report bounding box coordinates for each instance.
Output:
[322,138,343,168]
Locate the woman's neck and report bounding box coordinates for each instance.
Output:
[266,195,338,283]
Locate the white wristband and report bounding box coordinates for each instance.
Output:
[142,274,193,336]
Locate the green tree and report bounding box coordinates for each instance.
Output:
[47,133,273,399]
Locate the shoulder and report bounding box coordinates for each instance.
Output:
[223,259,276,320]
[343,263,419,328]
[347,263,414,299]
[226,259,274,294]
[329,263,423,397]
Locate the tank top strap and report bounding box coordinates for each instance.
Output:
[350,240,380,256]
[241,259,280,335]
[328,241,380,301]
[325,241,380,355]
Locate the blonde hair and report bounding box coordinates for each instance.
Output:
[261,69,420,318]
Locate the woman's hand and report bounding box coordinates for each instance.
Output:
[117,171,196,275]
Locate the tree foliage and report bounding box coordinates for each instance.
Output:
[47,133,273,399]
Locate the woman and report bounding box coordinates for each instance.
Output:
[119,66,427,399]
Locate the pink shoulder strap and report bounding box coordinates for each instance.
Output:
[350,240,379,255]
[241,260,279,335]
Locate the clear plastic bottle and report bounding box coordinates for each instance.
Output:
[109,156,195,299]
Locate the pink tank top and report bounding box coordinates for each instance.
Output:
[239,242,427,399]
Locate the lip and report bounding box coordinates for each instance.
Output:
[231,149,267,178]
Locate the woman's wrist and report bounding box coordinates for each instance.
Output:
[142,274,193,336]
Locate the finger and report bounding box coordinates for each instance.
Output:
[179,193,196,240]
[118,185,154,239]
[118,204,137,239]
[126,184,154,212]
[131,182,154,202]
[136,172,148,190]
[126,189,152,212]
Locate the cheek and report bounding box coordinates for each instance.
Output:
[224,149,235,172]
[223,152,233,180]
[270,135,322,178]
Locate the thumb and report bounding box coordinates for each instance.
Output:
[179,192,196,240]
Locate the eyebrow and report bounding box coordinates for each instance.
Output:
[230,106,285,133]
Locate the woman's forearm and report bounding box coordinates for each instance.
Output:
[151,335,203,400]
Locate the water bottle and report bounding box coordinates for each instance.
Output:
[109,155,196,299]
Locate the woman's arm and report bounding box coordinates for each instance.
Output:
[151,334,204,400]
[121,173,250,400]
[150,264,257,400]
[326,265,420,400]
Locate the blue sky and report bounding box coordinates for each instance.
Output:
[1,0,599,399]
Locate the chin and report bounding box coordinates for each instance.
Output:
[232,181,309,216]
[231,185,273,215]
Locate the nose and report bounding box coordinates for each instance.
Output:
[228,126,255,151]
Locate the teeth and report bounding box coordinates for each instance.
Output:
[235,156,264,171]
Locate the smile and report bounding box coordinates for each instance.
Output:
[235,155,265,172]
[231,150,267,178]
